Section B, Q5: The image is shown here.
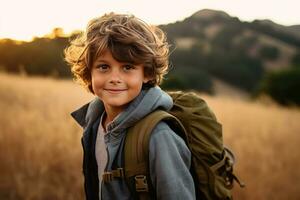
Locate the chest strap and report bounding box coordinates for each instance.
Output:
[102,168,125,182]
[102,168,149,192]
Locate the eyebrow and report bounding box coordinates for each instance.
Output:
[94,59,135,65]
[94,59,109,63]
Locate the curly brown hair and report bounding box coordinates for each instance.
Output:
[64,12,170,93]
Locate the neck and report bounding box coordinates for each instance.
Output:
[102,105,124,128]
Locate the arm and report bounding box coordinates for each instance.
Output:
[149,122,196,200]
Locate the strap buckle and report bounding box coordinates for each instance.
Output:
[114,168,125,178]
[135,175,149,192]
[102,172,113,182]
[102,168,125,182]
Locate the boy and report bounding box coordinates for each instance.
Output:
[64,13,196,200]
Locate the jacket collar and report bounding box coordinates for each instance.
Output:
[71,97,104,128]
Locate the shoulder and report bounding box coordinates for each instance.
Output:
[148,121,193,185]
[151,121,183,141]
[149,121,189,155]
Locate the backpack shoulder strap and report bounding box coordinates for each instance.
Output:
[124,110,185,196]
[125,110,175,176]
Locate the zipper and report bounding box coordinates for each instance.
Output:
[104,146,109,171]
[81,137,86,174]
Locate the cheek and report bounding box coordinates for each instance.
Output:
[129,75,145,88]
[91,73,104,91]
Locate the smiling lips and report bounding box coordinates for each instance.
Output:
[104,88,127,94]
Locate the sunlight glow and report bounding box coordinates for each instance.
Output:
[0,0,299,41]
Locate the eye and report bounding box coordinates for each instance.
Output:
[96,64,109,72]
[123,64,135,71]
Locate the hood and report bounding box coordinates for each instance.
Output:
[111,86,173,132]
[71,86,173,132]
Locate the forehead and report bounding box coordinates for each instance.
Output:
[93,45,142,65]
[94,49,114,62]
[93,49,144,68]
[93,49,127,63]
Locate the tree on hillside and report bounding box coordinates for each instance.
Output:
[162,65,213,93]
[0,39,22,72]
[259,45,279,60]
[259,68,300,105]
[0,29,71,77]
[292,52,300,67]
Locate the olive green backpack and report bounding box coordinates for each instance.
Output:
[103,91,244,199]
[124,92,244,200]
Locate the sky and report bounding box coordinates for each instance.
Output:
[0,0,299,41]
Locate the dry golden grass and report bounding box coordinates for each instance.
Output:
[0,73,93,200]
[1,72,300,200]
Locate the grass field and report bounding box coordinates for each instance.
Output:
[1,72,300,200]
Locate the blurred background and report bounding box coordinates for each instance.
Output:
[1,0,300,199]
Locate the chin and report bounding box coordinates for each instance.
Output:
[107,100,129,107]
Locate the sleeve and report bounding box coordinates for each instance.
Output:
[148,121,196,200]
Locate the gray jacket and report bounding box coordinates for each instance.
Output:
[71,86,196,200]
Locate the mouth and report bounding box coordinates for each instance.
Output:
[104,88,127,94]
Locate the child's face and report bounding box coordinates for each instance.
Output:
[91,49,149,114]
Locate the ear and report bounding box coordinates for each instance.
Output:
[143,76,152,84]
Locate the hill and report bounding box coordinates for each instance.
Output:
[287,25,300,39]
[160,9,300,94]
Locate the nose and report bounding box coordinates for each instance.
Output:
[109,68,122,84]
